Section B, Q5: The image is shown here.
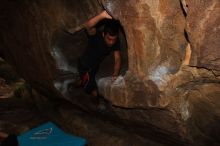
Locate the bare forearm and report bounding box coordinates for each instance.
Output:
[113,50,121,77]
[113,59,121,76]
[86,12,105,29]
[85,10,112,34]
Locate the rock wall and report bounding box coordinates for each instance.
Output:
[101,0,187,106]
[100,0,220,145]
[0,0,102,98]
[0,0,220,145]
[186,0,220,75]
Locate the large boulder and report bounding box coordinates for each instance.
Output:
[186,0,220,75]
[0,0,220,145]
[0,0,102,98]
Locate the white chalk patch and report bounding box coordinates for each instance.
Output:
[112,75,125,86]
[97,75,125,98]
[98,75,125,87]
[54,79,74,96]
[105,2,113,13]
[180,100,190,121]
[51,47,76,73]
[149,65,169,87]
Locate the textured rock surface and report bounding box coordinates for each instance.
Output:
[0,97,165,146]
[101,0,187,108]
[0,78,13,99]
[162,66,220,145]
[100,0,220,145]
[0,0,220,145]
[0,60,164,146]
[99,0,188,139]
[0,0,102,98]
[186,0,220,75]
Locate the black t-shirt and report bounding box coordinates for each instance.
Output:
[79,31,120,70]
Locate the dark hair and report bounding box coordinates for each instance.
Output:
[103,19,120,36]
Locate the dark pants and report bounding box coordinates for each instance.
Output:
[77,60,98,94]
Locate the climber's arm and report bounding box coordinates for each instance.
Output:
[85,10,112,35]
[112,50,121,81]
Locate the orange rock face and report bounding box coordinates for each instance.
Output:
[0,0,220,145]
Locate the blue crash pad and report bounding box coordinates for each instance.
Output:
[18,122,87,146]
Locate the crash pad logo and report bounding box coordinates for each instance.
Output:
[30,128,53,140]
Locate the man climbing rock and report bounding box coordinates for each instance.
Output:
[77,10,121,108]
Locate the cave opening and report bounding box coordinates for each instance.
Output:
[0,1,220,145]
[51,19,128,99]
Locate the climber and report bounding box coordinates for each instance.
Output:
[77,10,121,107]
